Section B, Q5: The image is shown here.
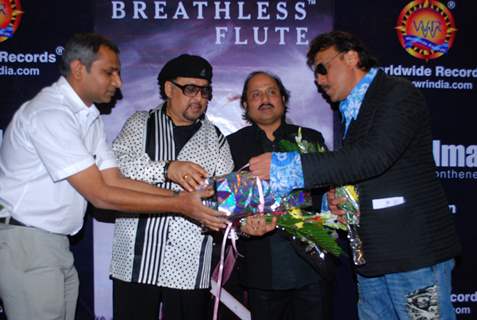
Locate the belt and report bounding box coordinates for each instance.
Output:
[0,217,28,227]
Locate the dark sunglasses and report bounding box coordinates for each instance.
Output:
[171,81,212,100]
[314,52,344,76]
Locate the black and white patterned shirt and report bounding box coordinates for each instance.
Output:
[110,105,234,289]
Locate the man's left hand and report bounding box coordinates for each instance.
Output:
[249,152,272,179]
[167,160,208,192]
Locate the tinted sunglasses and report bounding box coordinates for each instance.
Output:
[314,52,344,76]
[171,81,212,100]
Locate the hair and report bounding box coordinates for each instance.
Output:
[159,78,173,101]
[306,31,378,71]
[240,71,290,124]
[59,33,119,77]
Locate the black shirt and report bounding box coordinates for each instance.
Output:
[173,120,202,156]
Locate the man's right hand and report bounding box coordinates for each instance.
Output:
[249,153,272,179]
[177,188,228,231]
[327,188,346,223]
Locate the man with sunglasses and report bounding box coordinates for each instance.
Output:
[110,54,234,320]
[249,31,460,319]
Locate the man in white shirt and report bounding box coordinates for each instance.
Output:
[0,33,227,320]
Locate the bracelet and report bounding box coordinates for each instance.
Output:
[237,229,251,238]
[163,161,171,180]
[237,218,250,238]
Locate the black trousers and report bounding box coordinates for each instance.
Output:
[113,278,210,320]
[247,282,332,320]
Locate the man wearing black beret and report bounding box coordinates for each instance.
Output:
[109,54,234,320]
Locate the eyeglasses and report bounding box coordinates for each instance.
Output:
[171,81,212,100]
[314,52,344,77]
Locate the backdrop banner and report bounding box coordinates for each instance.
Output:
[1,1,475,320]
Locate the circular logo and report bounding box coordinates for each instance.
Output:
[396,0,457,61]
[0,0,23,43]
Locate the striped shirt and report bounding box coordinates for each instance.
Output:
[110,105,233,289]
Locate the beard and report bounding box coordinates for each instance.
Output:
[182,102,206,122]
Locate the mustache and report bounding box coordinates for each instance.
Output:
[317,83,329,91]
[258,103,274,110]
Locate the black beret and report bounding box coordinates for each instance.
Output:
[158,54,213,88]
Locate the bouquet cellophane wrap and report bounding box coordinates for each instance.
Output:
[206,171,311,220]
[334,185,365,265]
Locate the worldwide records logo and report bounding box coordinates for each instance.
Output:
[0,0,23,43]
[395,0,457,61]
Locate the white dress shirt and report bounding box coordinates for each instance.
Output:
[0,77,117,235]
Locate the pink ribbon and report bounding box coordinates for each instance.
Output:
[212,222,233,320]
[255,176,265,213]
[212,173,266,320]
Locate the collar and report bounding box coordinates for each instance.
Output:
[251,118,287,141]
[56,76,100,125]
[339,67,378,136]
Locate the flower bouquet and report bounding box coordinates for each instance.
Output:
[279,127,365,266]
[204,169,345,258]
[268,208,344,257]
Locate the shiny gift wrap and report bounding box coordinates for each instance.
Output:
[336,185,365,266]
[206,171,310,220]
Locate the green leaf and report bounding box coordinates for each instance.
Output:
[278,140,300,152]
[274,214,343,257]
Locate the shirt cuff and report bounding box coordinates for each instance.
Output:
[321,193,329,212]
[150,160,168,183]
[270,151,304,197]
[97,159,118,171]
